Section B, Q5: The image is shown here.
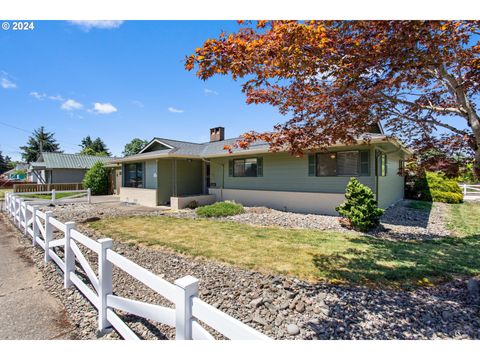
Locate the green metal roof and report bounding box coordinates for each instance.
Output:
[36,152,115,169]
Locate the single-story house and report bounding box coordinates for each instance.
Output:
[108,126,411,215]
[1,163,28,181]
[29,152,116,185]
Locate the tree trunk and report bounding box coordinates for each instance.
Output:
[475,148,480,181]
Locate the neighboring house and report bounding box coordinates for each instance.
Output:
[29,152,115,184]
[1,163,28,181]
[109,126,412,215]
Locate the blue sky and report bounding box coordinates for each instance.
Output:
[0,20,282,160]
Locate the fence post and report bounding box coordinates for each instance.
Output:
[52,189,56,203]
[19,199,24,228]
[24,203,30,235]
[13,197,18,225]
[32,206,39,246]
[87,188,91,204]
[64,222,76,288]
[98,238,113,331]
[464,184,467,196]
[174,275,199,340]
[44,211,53,262]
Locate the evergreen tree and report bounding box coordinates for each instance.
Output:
[20,126,61,163]
[79,136,111,156]
[0,151,13,174]
[336,178,384,232]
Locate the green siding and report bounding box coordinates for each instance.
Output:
[377,151,405,208]
[209,146,377,194]
[176,159,203,196]
[157,159,173,205]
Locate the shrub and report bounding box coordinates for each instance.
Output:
[196,201,245,217]
[82,161,109,195]
[409,171,463,203]
[336,178,384,232]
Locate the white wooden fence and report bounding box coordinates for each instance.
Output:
[4,192,269,340]
[10,188,92,204]
[460,183,480,200]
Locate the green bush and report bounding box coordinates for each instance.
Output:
[82,161,109,195]
[430,190,463,204]
[336,178,384,232]
[196,201,245,217]
[415,172,463,203]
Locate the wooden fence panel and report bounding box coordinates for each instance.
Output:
[13,183,84,193]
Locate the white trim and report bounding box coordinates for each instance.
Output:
[138,138,174,154]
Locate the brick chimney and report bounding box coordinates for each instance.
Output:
[209,127,225,142]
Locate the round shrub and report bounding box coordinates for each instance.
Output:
[82,161,109,195]
[336,178,384,232]
[196,201,245,217]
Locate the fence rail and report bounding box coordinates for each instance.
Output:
[460,183,480,200]
[3,191,269,340]
[9,188,91,205]
[13,182,84,193]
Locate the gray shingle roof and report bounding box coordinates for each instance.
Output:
[35,152,116,169]
[111,132,407,163]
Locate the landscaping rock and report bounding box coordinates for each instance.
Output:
[287,324,300,335]
[467,278,480,297]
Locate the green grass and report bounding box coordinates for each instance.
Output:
[88,202,480,288]
[196,201,245,217]
[447,202,480,236]
[19,192,81,200]
[0,188,13,200]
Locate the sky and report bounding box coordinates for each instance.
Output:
[0,20,283,160]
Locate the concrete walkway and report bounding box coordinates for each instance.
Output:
[0,213,76,339]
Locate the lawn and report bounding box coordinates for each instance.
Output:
[88,202,480,288]
[0,188,13,200]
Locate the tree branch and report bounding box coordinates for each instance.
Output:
[387,108,470,137]
[381,93,467,117]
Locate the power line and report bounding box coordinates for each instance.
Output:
[0,120,81,150]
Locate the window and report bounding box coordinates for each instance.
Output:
[311,150,370,176]
[376,152,387,177]
[123,163,144,188]
[398,159,405,175]
[229,158,263,177]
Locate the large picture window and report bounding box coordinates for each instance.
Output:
[229,157,263,177]
[124,163,144,188]
[311,150,370,177]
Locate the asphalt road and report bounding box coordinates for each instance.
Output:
[0,212,76,339]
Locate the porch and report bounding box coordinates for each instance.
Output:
[119,158,214,207]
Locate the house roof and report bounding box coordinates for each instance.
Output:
[111,132,411,163]
[30,152,116,170]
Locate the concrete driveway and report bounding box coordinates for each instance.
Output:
[0,213,76,339]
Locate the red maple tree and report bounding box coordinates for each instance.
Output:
[186,21,480,178]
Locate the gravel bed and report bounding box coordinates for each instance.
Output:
[167,200,452,240]
[5,210,479,340]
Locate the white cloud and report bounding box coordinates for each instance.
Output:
[168,107,184,113]
[1,72,17,89]
[30,91,64,101]
[30,91,47,100]
[204,88,219,95]
[69,21,124,31]
[61,99,83,110]
[92,102,118,114]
